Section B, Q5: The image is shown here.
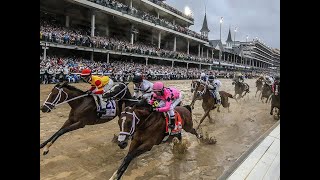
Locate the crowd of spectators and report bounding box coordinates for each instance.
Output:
[40,19,216,64]
[40,55,258,84]
[87,0,207,41]
[147,0,194,21]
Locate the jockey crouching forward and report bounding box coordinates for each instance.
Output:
[272,76,280,96]
[132,74,153,101]
[149,81,182,131]
[207,72,222,108]
[80,68,114,114]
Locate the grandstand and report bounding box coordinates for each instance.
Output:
[40,0,280,83]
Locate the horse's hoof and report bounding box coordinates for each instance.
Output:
[43,150,49,155]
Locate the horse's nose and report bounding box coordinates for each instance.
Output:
[118,141,127,149]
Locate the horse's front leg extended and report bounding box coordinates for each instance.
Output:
[40,119,73,149]
[42,121,85,155]
[113,142,153,180]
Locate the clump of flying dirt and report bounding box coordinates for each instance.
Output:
[171,137,190,159]
[200,131,217,144]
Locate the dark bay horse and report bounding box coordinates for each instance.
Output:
[111,99,201,180]
[261,83,272,103]
[232,80,250,100]
[190,80,234,129]
[40,82,136,155]
[255,78,264,97]
[270,82,280,120]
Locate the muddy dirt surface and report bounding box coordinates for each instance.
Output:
[40,79,277,180]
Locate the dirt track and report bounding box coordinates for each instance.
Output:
[40,79,277,180]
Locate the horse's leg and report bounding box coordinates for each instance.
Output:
[190,98,196,109]
[42,121,85,155]
[255,89,258,97]
[208,112,215,123]
[270,105,274,115]
[114,141,153,180]
[40,119,73,149]
[196,109,211,130]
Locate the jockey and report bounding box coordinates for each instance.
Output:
[234,73,244,83]
[200,72,208,82]
[272,76,280,95]
[238,73,245,83]
[132,74,153,101]
[149,81,182,131]
[265,75,274,86]
[80,68,114,114]
[207,72,222,107]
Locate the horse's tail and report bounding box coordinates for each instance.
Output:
[183,105,192,113]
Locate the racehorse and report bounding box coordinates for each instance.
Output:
[261,83,272,103]
[232,80,250,100]
[110,99,201,180]
[40,81,136,155]
[270,82,280,120]
[255,78,264,98]
[190,80,234,129]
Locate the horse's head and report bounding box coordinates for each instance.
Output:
[40,82,85,113]
[194,81,207,99]
[117,99,152,149]
[190,80,198,93]
[104,82,131,100]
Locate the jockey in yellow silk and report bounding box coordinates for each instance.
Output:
[80,68,114,114]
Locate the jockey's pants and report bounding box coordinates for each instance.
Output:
[158,92,183,117]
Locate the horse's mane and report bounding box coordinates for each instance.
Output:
[56,82,84,93]
[135,99,152,108]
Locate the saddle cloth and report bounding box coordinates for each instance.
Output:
[165,111,183,134]
[92,96,116,117]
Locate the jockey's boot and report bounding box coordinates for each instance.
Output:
[214,98,221,108]
[168,115,176,130]
[97,97,106,114]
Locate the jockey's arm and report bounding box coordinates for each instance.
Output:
[156,97,172,112]
[149,93,157,105]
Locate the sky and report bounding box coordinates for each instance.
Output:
[165,0,280,49]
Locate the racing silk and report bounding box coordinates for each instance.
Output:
[133,79,153,98]
[272,80,280,95]
[149,87,180,112]
[88,75,111,94]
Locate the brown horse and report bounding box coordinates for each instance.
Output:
[40,82,136,155]
[190,80,234,129]
[261,83,272,103]
[111,99,201,180]
[270,82,280,120]
[232,80,250,100]
[255,78,264,97]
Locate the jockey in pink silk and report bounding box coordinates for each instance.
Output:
[149,81,182,130]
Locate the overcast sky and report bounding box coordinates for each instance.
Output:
[165,0,280,49]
